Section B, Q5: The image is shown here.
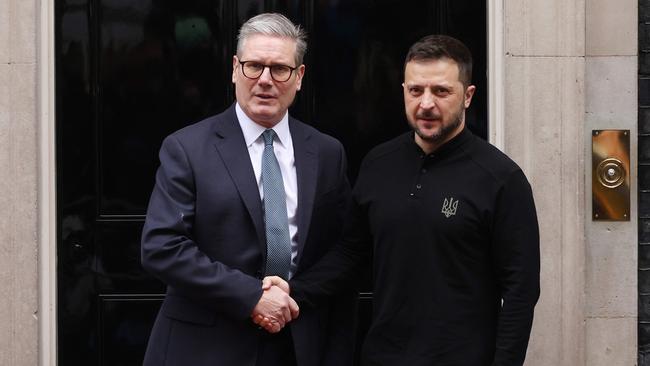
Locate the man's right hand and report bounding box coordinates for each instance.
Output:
[262,275,290,294]
[251,283,299,333]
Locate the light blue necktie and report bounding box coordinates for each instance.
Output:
[261,129,291,279]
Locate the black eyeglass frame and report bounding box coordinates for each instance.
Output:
[238,60,298,82]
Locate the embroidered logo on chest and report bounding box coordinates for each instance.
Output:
[441,197,459,218]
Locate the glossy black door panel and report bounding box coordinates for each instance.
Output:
[56,1,486,364]
[308,0,487,175]
[94,221,164,293]
[98,0,230,216]
[99,296,164,366]
[58,2,235,364]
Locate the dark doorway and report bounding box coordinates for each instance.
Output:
[56,1,487,364]
[640,1,650,364]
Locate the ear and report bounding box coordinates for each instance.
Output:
[464,85,476,108]
[232,55,239,84]
[295,64,306,91]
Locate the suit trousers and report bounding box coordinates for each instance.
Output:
[256,327,297,366]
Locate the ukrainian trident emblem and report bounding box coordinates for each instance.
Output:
[441,197,459,218]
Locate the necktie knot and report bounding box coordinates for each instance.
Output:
[262,129,276,146]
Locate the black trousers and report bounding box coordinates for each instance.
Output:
[256,327,297,366]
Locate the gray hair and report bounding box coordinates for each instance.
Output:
[237,13,307,66]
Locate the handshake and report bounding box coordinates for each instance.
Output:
[251,276,299,333]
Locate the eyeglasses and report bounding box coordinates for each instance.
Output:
[239,60,297,82]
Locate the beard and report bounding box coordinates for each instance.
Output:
[411,106,464,144]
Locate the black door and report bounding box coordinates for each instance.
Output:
[56,1,487,364]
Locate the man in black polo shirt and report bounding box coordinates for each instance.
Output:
[259,35,540,366]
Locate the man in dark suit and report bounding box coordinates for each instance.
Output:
[141,13,355,366]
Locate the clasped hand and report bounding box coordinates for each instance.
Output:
[251,276,298,333]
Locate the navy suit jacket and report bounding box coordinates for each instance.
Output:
[141,105,356,366]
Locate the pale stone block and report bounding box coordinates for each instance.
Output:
[0,63,14,365]
[504,56,586,366]
[504,57,585,172]
[13,0,37,63]
[587,0,637,56]
[0,0,37,64]
[585,221,637,317]
[0,64,11,226]
[0,63,38,366]
[12,63,38,363]
[505,0,585,56]
[585,56,638,318]
[0,0,9,63]
[586,317,637,366]
[0,64,9,128]
[585,57,638,126]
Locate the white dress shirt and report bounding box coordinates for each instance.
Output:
[235,103,299,278]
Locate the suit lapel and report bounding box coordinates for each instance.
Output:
[290,118,318,262]
[212,106,266,254]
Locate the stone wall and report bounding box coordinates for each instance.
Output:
[504,1,586,364]
[0,0,39,365]
[502,0,638,365]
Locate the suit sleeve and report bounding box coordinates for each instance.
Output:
[141,135,262,320]
[290,152,372,308]
[491,169,540,366]
[319,143,360,366]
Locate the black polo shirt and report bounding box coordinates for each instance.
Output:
[293,128,540,366]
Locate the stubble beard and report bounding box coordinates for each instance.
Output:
[412,107,464,144]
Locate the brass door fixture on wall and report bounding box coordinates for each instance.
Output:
[592,129,630,221]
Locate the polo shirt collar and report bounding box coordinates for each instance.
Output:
[405,125,473,156]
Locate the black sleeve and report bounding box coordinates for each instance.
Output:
[491,169,541,366]
[290,179,372,308]
[320,288,359,366]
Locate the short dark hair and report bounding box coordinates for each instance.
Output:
[404,35,473,88]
